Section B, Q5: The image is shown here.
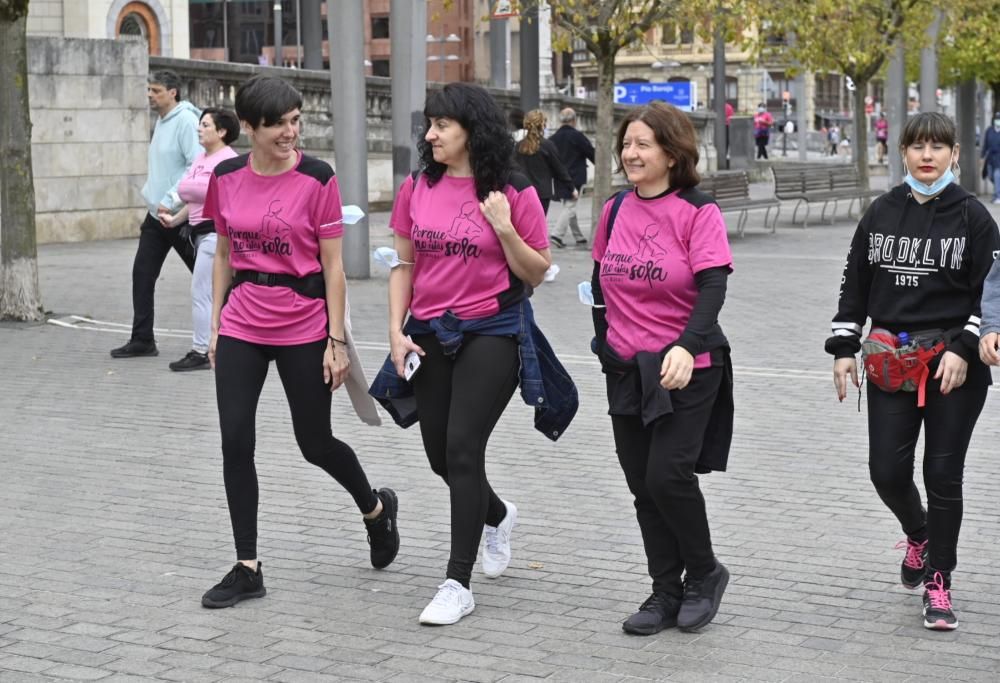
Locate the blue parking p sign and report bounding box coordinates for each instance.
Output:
[614,82,696,111]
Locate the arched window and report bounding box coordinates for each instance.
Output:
[119,13,147,38]
[114,2,161,55]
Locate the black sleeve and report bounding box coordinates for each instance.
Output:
[543,140,574,186]
[591,260,608,354]
[674,267,728,357]
[825,214,873,358]
[578,130,595,164]
[948,201,1000,361]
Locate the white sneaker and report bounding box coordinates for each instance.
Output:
[482,499,517,578]
[418,579,475,625]
[992,198,1000,205]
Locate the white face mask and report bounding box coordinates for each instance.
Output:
[902,154,957,196]
[372,246,413,269]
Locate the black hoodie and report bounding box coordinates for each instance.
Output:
[826,182,1000,369]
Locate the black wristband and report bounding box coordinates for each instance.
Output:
[328,335,347,346]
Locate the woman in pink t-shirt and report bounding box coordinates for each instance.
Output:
[591,102,734,635]
[159,108,240,371]
[199,76,399,609]
[387,83,551,625]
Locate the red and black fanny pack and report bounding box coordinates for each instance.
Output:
[860,328,946,407]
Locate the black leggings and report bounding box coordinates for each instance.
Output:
[215,335,378,560]
[755,137,769,160]
[611,367,722,598]
[867,376,988,574]
[411,333,519,587]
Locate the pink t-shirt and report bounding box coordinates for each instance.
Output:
[593,188,733,367]
[204,152,344,346]
[390,173,549,320]
[177,146,238,225]
[875,118,889,141]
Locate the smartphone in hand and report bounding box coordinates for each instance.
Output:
[403,351,421,381]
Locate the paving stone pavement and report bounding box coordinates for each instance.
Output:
[3,186,1000,682]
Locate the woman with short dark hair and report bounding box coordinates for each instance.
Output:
[375,83,576,625]
[591,101,734,635]
[160,108,241,371]
[828,112,999,630]
[199,76,400,608]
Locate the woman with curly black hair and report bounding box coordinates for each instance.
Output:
[378,82,574,625]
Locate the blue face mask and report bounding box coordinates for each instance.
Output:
[903,159,956,197]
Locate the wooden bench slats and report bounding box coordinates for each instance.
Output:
[772,163,883,227]
[697,170,779,237]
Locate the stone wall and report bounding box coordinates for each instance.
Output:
[25,0,64,36]
[22,37,149,244]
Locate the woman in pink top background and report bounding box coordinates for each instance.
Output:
[198,76,399,609]
[387,83,551,625]
[591,102,734,636]
[159,108,239,371]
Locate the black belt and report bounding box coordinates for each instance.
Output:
[230,270,326,299]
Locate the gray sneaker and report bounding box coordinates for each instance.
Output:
[677,562,729,632]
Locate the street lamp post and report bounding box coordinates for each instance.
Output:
[426,33,461,83]
[273,1,283,66]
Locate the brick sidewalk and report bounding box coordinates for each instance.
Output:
[2,197,1000,682]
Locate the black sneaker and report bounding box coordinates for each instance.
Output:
[896,537,928,589]
[201,562,266,608]
[169,350,210,372]
[550,236,565,248]
[365,487,399,569]
[575,238,588,246]
[622,592,680,635]
[110,339,158,358]
[677,562,729,632]
[923,571,958,630]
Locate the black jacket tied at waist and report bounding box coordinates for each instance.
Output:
[600,343,734,474]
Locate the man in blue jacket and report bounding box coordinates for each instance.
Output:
[111,70,201,359]
[980,113,1000,205]
[549,108,594,247]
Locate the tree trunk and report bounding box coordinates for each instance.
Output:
[590,51,616,239]
[851,83,871,208]
[992,82,1000,118]
[0,12,43,321]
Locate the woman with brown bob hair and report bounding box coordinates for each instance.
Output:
[591,102,735,635]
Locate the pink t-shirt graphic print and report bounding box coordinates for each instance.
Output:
[390,173,549,320]
[593,188,733,366]
[204,152,344,345]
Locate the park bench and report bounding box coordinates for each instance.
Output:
[771,163,882,227]
[698,170,780,237]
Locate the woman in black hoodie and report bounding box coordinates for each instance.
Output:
[826,112,999,632]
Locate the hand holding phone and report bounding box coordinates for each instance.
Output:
[403,350,421,381]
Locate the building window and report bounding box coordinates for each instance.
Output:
[371,16,389,39]
[120,14,146,38]
[660,21,676,45]
[372,59,390,77]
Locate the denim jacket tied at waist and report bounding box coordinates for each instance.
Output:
[368,300,579,441]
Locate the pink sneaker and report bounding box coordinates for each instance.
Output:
[895,537,927,589]
[922,571,957,630]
